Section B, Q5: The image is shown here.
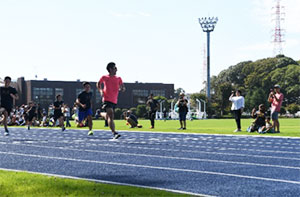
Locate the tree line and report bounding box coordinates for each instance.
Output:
[193,55,300,117]
[113,55,299,119]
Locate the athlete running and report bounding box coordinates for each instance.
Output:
[97,62,125,139]
[53,94,65,131]
[76,82,93,135]
[0,76,18,136]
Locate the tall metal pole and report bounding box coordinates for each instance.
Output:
[206,32,210,99]
[199,17,218,100]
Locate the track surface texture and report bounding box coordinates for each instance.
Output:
[0,128,300,196]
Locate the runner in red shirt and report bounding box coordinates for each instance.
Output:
[97,62,125,139]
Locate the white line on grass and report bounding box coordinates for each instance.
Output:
[1,151,300,185]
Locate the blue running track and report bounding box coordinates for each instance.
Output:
[0,128,300,196]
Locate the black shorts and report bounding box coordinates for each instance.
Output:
[54,110,64,121]
[28,113,37,122]
[102,101,116,111]
[0,105,12,114]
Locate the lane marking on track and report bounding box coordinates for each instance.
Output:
[1,142,300,169]
[1,151,300,185]
[0,168,209,197]
[1,136,300,157]
[6,127,300,140]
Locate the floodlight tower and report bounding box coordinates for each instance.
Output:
[199,17,218,100]
[202,44,207,92]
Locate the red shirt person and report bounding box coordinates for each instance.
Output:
[97,62,125,139]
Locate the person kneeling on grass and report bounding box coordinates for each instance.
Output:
[247,104,267,133]
[76,82,93,136]
[124,110,142,128]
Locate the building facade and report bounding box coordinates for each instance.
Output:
[15,77,174,112]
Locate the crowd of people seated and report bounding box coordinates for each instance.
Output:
[0,102,75,128]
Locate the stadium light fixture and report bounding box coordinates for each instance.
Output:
[198,17,218,100]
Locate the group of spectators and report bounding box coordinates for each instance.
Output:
[229,84,284,133]
[0,102,75,128]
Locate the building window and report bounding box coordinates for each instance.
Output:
[95,89,102,103]
[132,89,149,97]
[150,90,165,97]
[76,89,82,97]
[33,87,53,105]
[132,89,149,105]
[76,88,94,97]
[55,88,64,96]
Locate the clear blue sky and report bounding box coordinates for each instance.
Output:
[0,0,299,93]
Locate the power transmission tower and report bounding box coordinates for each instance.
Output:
[272,0,285,56]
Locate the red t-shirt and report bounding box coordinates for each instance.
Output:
[270,93,284,112]
[98,75,123,104]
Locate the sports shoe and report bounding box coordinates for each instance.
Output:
[62,127,66,131]
[88,130,94,136]
[150,126,154,129]
[113,133,121,139]
[4,131,9,136]
[234,129,242,132]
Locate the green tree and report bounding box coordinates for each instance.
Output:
[114,108,123,120]
[136,105,147,118]
[190,93,207,109]
[286,103,300,115]
[245,88,268,111]
[209,55,300,115]
[129,107,137,115]
[174,88,185,98]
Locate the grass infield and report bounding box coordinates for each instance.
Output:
[0,170,188,197]
[1,118,299,196]
[87,118,300,137]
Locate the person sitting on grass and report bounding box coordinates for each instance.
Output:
[260,116,274,133]
[247,104,266,133]
[124,110,142,128]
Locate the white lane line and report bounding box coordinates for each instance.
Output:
[1,143,300,170]
[0,168,208,197]
[2,139,300,161]
[7,127,300,141]
[1,151,300,185]
[1,138,300,160]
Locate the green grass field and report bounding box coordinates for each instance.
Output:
[1,118,299,196]
[86,118,300,137]
[0,170,188,197]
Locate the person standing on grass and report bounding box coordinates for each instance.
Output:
[53,94,65,131]
[97,62,125,139]
[146,94,159,129]
[268,84,284,133]
[76,82,93,135]
[0,76,18,136]
[229,90,244,132]
[176,92,188,130]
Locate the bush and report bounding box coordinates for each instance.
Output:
[114,108,123,120]
[136,105,147,118]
